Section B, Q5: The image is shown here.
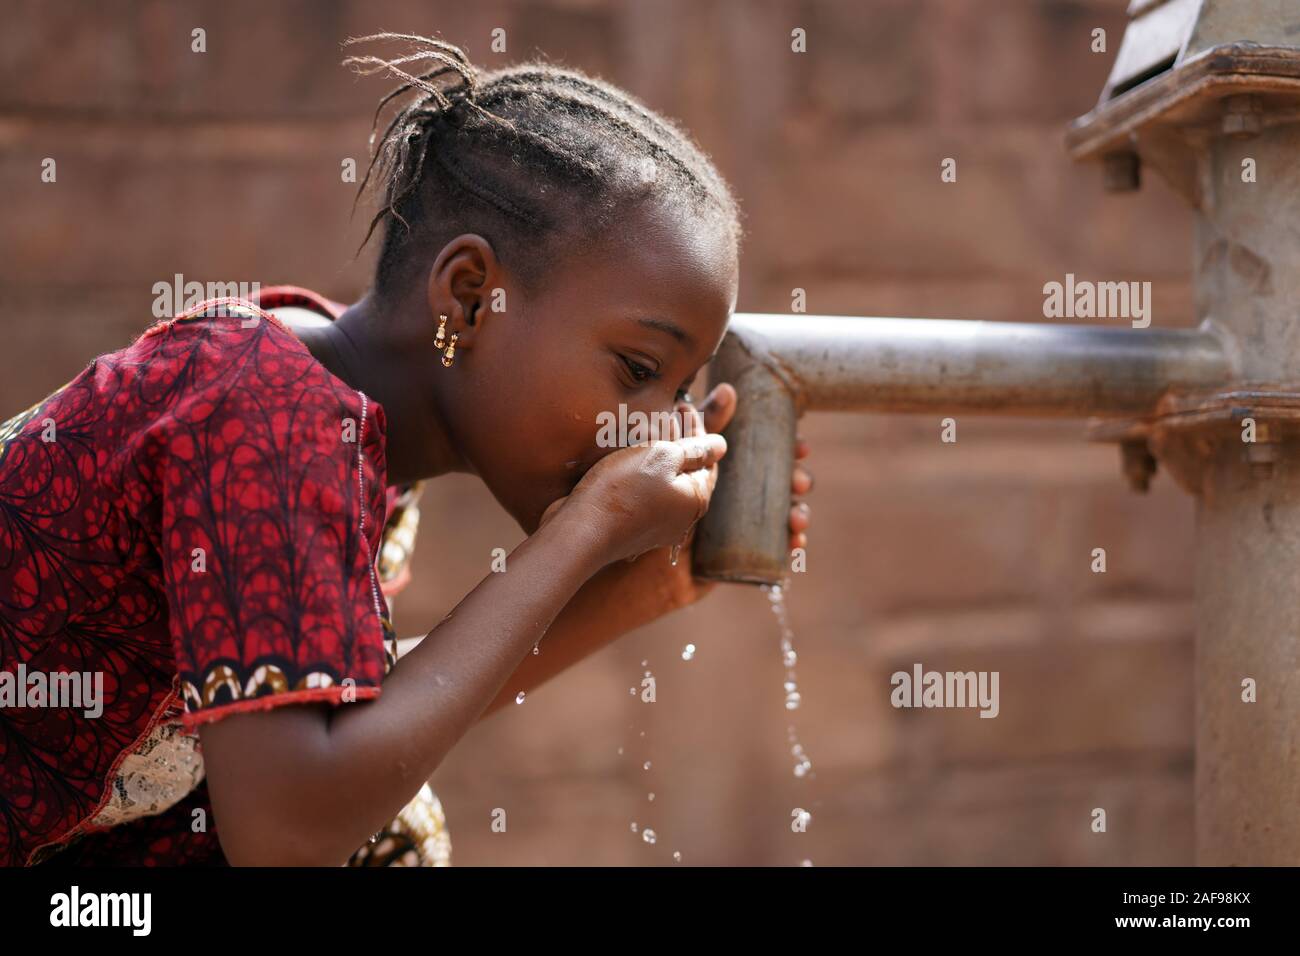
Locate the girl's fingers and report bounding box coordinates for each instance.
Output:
[789,501,810,534]
[676,433,727,473]
[790,437,812,551]
[674,399,704,441]
[673,453,717,522]
[697,383,737,435]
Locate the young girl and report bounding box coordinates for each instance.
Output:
[0,34,812,867]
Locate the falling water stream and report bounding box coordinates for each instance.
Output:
[625,575,817,865]
[765,580,815,778]
[627,658,669,857]
[764,578,817,866]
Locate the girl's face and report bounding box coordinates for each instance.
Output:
[452,202,738,534]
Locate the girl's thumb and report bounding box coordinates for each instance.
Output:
[697,382,737,432]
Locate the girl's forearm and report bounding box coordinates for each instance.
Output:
[479,549,682,716]
[199,505,610,866]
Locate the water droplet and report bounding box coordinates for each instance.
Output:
[643,760,652,770]
[617,747,624,755]
[629,687,636,695]
[643,670,651,677]
[784,680,797,693]
[641,659,648,667]
[673,851,682,862]
[532,643,540,655]
[793,761,810,778]
[515,691,526,704]
[783,649,798,667]
[785,691,801,710]
[630,822,638,833]
[800,859,814,867]
[642,828,657,845]
[648,792,655,801]
[681,643,696,661]
[639,731,645,738]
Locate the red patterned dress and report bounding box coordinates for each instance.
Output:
[0,292,450,866]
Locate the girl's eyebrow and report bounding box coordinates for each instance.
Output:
[637,316,695,349]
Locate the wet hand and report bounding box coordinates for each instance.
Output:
[627,385,813,614]
[539,403,726,567]
[559,385,814,618]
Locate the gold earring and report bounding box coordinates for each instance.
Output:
[434,314,448,350]
[441,332,459,367]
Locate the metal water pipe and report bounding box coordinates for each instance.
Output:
[691,316,1231,583]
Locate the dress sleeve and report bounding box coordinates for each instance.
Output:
[141,313,392,732]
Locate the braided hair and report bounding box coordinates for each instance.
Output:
[342,33,742,300]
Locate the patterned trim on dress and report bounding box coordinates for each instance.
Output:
[378,482,424,589]
[347,783,453,867]
[355,390,397,667]
[356,391,385,624]
[87,717,204,831]
[178,659,373,714]
[24,691,187,866]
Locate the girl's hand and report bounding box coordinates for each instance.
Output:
[539,403,727,566]
[620,383,814,611]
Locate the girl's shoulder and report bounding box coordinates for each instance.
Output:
[100,297,390,522]
[122,296,384,435]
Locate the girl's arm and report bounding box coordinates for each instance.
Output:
[198,502,609,867]
[476,496,806,717]
[480,541,699,716]
[198,429,727,867]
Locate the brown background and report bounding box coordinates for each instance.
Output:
[0,0,1195,865]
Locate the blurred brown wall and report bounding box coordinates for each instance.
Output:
[0,0,1194,864]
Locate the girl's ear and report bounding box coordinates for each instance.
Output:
[425,233,504,351]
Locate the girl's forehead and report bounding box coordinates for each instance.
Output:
[579,205,738,305]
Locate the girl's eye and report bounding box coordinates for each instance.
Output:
[620,355,690,402]
[621,356,658,384]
